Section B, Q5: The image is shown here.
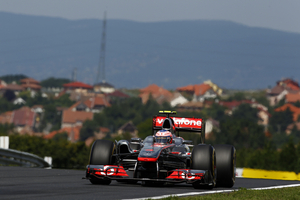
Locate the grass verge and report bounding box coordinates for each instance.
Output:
[152,186,300,200]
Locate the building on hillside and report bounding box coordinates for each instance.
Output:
[63,81,93,94]
[13,97,26,105]
[203,80,223,95]
[0,79,7,86]
[117,121,138,138]
[176,80,222,102]
[0,79,7,90]
[0,111,13,124]
[286,122,300,135]
[31,105,44,114]
[105,90,130,102]
[83,97,111,113]
[68,96,110,113]
[170,92,189,107]
[20,78,41,91]
[267,85,289,106]
[85,127,111,146]
[267,78,300,106]
[205,118,220,138]
[95,127,110,139]
[94,81,115,93]
[277,78,300,91]
[44,126,82,143]
[285,93,300,104]
[176,101,205,112]
[0,83,24,96]
[274,104,300,122]
[139,84,173,104]
[11,107,37,134]
[61,110,93,128]
[20,78,42,97]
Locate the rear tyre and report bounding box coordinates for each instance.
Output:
[214,144,236,188]
[191,144,216,189]
[89,140,115,185]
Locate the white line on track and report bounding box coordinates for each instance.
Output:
[123,184,300,200]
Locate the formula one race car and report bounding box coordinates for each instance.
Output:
[85,111,236,189]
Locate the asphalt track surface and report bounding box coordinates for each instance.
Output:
[1,166,300,200]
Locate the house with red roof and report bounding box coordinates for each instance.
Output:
[63,81,93,94]
[61,109,93,128]
[105,90,130,100]
[285,93,300,104]
[0,111,13,124]
[20,78,41,91]
[11,107,37,134]
[176,101,205,112]
[267,78,300,106]
[68,96,110,113]
[44,126,82,143]
[117,121,138,138]
[170,92,189,107]
[277,78,300,91]
[176,80,222,102]
[275,104,300,122]
[275,103,300,134]
[139,84,173,104]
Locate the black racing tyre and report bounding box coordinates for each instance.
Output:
[191,144,216,189]
[89,140,115,165]
[214,144,236,188]
[89,140,115,185]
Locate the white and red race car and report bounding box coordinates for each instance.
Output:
[85,111,236,189]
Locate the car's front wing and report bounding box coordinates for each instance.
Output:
[85,165,214,185]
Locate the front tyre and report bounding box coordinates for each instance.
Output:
[191,144,216,189]
[89,140,115,185]
[214,144,236,188]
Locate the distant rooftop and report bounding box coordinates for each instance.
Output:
[94,81,114,88]
[63,81,93,89]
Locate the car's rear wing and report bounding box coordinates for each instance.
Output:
[153,116,202,132]
[152,115,206,143]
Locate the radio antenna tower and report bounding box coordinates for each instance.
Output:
[96,11,107,84]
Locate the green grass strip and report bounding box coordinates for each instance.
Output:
[150,186,300,200]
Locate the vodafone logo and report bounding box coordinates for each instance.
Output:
[156,117,202,127]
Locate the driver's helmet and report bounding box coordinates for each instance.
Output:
[155,130,173,144]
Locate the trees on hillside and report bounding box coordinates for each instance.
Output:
[40,77,71,88]
[269,108,294,133]
[0,74,27,84]
[213,103,265,149]
[93,97,169,134]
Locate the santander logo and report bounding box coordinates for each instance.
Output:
[155,117,202,128]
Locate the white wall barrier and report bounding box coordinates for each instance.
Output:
[0,136,9,149]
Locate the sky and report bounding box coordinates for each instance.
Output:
[1,0,300,34]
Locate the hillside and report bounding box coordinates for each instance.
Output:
[1,12,300,89]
